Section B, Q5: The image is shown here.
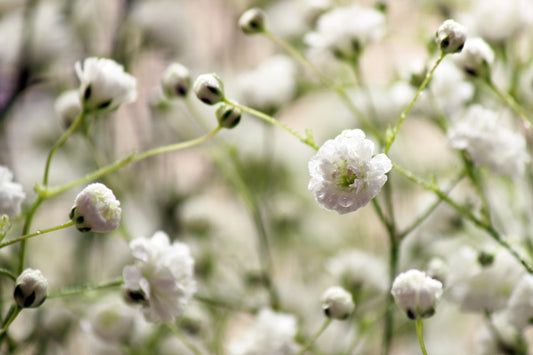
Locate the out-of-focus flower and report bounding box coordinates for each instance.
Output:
[446,246,524,312]
[475,312,525,355]
[70,183,122,233]
[216,104,241,129]
[0,165,25,217]
[161,62,191,99]
[238,8,266,35]
[88,297,135,343]
[321,286,355,319]
[54,90,82,128]
[193,73,225,105]
[123,231,196,323]
[391,269,443,320]
[14,268,48,308]
[75,57,137,113]
[308,129,391,214]
[426,257,449,286]
[305,4,385,61]
[447,105,529,179]
[228,308,298,355]
[452,37,494,79]
[436,19,467,54]
[235,55,297,112]
[506,274,533,330]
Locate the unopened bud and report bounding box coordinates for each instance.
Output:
[70,183,121,233]
[193,73,225,105]
[453,37,494,79]
[161,62,191,98]
[436,19,467,54]
[239,8,266,34]
[14,268,48,308]
[321,286,355,320]
[54,90,82,129]
[216,104,241,128]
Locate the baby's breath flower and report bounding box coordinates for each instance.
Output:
[452,37,494,79]
[308,129,391,214]
[70,183,121,233]
[238,8,266,34]
[391,269,443,320]
[75,57,137,113]
[14,268,48,308]
[54,90,82,128]
[123,231,196,323]
[161,62,191,98]
[0,165,26,217]
[506,274,533,330]
[436,19,467,54]
[193,73,225,105]
[216,104,241,129]
[321,286,355,319]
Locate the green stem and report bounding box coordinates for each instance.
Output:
[0,305,21,336]
[165,323,203,355]
[36,127,221,199]
[43,111,86,186]
[0,269,16,282]
[18,196,43,273]
[393,163,533,274]
[382,225,399,355]
[194,294,257,313]
[485,78,532,126]
[297,318,332,355]
[385,52,446,154]
[416,320,428,355]
[224,99,318,150]
[48,279,123,298]
[0,221,74,250]
[262,30,381,141]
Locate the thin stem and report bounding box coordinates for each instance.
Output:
[165,323,203,355]
[485,78,532,127]
[0,269,16,282]
[43,111,86,186]
[0,221,74,250]
[385,53,446,154]
[297,318,332,355]
[416,320,428,355]
[194,294,257,313]
[224,99,318,150]
[0,305,21,336]
[262,30,381,140]
[382,226,399,355]
[48,279,123,298]
[36,127,221,199]
[18,196,43,273]
[393,163,533,274]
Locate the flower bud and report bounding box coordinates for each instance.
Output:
[436,19,467,54]
[70,183,121,233]
[453,37,494,79]
[216,104,241,128]
[391,269,443,320]
[238,8,266,35]
[321,286,355,320]
[54,90,82,129]
[161,62,191,98]
[14,268,48,308]
[193,73,225,105]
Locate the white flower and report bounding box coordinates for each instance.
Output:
[506,274,533,330]
[75,57,137,112]
[54,90,82,128]
[321,286,355,319]
[436,19,467,54]
[0,165,25,217]
[70,183,122,233]
[308,129,391,214]
[446,246,524,312]
[452,37,494,78]
[391,269,443,320]
[14,268,48,308]
[216,104,241,129]
[161,62,191,98]
[235,55,297,112]
[193,73,225,105]
[123,231,196,323]
[88,297,135,343]
[238,8,266,34]
[305,4,385,60]
[447,105,529,179]
[426,257,449,286]
[475,312,523,355]
[228,308,298,355]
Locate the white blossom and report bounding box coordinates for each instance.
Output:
[123,231,196,323]
[54,90,82,128]
[228,308,298,355]
[305,4,385,60]
[14,268,48,308]
[70,183,122,233]
[161,62,191,98]
[436,19,467,54]
[452,37,494,78]
[321,286,355,319]
[238,8,266,34]
[506,274,533,330]
[475,312,523,355]
[0,165,25,217]
[447,105,529,179]
[391,269,443,320]
[75,57,137,113]
[193,73,225,105]
[308,129,391,214]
